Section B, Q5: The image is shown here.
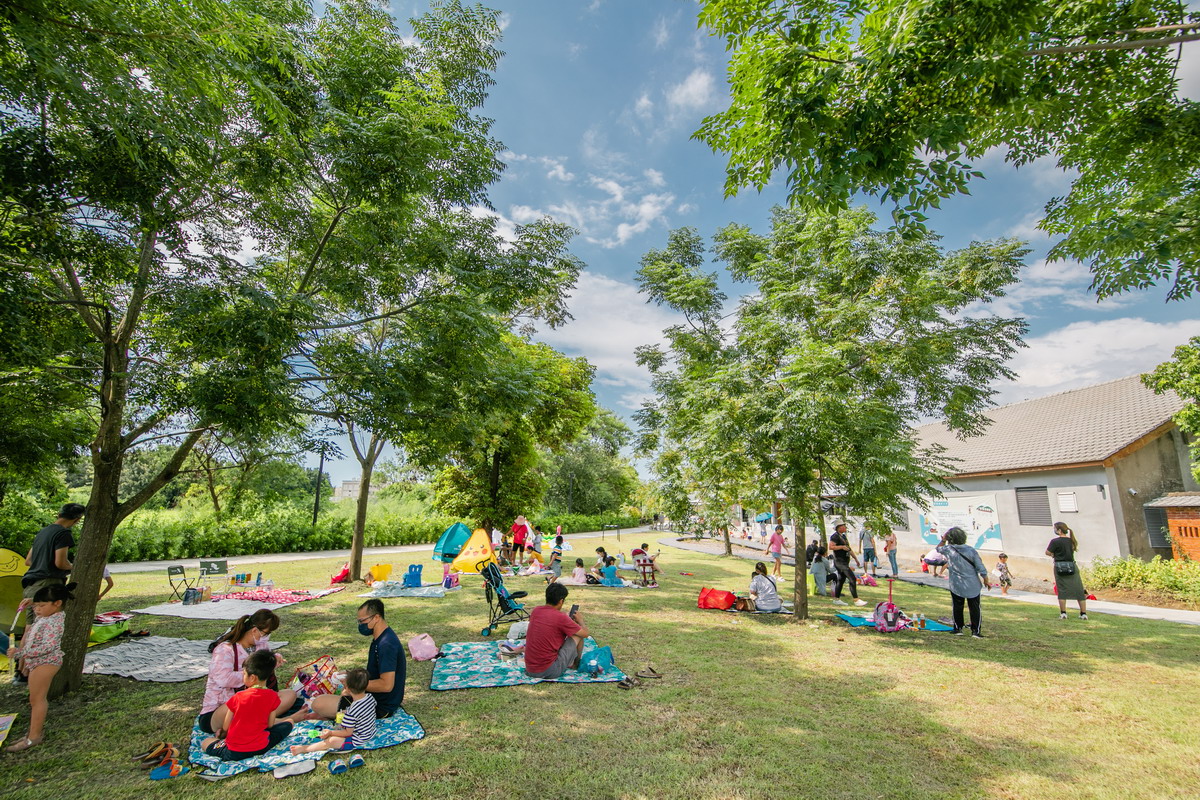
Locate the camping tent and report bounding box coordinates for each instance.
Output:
[0,548,27,632]
[450,529,497,574]
[433,522,473,563]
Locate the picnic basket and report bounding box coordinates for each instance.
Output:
[288,655,342,700]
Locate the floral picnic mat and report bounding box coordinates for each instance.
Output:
[429,638,626,691]
[187,711,425,779]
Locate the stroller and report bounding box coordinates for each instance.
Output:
[478,560,529,637]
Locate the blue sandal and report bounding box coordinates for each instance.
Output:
[328,759,348,775]
[348,753,365,768]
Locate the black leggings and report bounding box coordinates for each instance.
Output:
[951,592,982,635]
[833,563,858,599]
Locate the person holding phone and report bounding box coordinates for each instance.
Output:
[523,583,589,679]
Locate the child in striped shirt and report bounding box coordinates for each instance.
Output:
[289,668,377,754]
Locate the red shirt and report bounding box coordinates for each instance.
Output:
[524,605,580,674]
[512,523,526,545]
[224,686,279,753]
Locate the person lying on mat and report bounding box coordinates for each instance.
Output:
[524,583,589,680]
[289,668,377,755]
[199,609,297,737]
[201,650,293,761]
[294,599,406,722]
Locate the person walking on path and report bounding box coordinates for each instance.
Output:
[883,530,899,577]
[767,525,789,578]
[1047,522,1089,620]
[935,526,990,638]
[828,522,866,606]
[19,503,85,633]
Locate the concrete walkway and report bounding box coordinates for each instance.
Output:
[660,534,1200,627]
[107,526,653,575]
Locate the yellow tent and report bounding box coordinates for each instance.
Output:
[450,529,497,573]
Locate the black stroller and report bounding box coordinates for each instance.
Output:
[478,560,529,636]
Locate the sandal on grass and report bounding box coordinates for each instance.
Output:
[132,741,171,762]
[4,736,41,753]
[140,745,180,768]
[329,759,348,775]
[348,753,365,769]
[149,760,189,781]
[636,666,663,679]
[617,676,642,689]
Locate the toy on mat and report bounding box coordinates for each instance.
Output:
[402,564,423,589]
[872,579,908,632]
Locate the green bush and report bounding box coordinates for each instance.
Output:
[1085,555,1200,604]
[530,512,641,536]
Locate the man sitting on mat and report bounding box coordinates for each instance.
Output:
[524,583,589,680]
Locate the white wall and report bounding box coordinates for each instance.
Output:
[893,465,1120,574]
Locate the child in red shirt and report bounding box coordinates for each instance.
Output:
[201,650,293,760]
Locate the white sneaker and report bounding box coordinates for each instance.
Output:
[832,599,847,606]
[854,599,867,607]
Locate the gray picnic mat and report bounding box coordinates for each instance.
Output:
[83,636,287,682]
[358,584,447,598]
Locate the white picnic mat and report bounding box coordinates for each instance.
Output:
[130,598,294,619]
[83,636,287,682]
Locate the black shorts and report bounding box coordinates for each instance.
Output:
[204,721,293,761]
[513,543,525,555]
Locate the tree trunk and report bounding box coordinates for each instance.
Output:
[482,447,503,532]
[792,496,809,621]
[722,524,732,556]
[349,431,383,582]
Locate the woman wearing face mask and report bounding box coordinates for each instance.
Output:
[292,599,406,723]
[198,609,296,736]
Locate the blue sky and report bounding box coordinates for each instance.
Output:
[319,0,1200,485]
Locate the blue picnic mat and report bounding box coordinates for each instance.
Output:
[188,710,425,779]
[836,613,954,632]
[429,638,626,691]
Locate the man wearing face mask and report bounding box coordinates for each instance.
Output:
[295,599,406,722]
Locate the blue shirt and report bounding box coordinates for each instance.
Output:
[600,565,622,587]
[367,627,406,715]
[935,544,989,599]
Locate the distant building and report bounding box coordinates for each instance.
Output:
[334,479,385,502]
[898,375,1194,574]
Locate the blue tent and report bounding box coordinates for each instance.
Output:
[433,522,474,563]
[754,512,773,523]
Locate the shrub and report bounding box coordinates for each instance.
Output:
[530,512,641,536]
[1085,556,1200,604]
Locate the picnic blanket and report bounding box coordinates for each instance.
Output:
[131,588,342,620]
[94,611,134,625]
[358,584,446,599]
[211,587,343,604]
[0,714,14,749]
[720,603,794,614]
[188,712,425,779]
[429,638,626,691]
[836,613,953,632]
[83,636,287,682]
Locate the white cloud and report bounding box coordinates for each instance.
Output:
[590,177,626,203]
[503,151,575,183]
[634,93,654,121]
[652,16,670,48]
[468,204,518,244]
[992,317,1200,404]
[1177,36,1200,100]
[611,193,675,247]
[546,162,575,182]
[666,68,716,113]
[497,12,511,31]
[644,168,665,187]
[676,202,697,214]
[580,126,625,170]
[509,204,544,225]
[567,42,584,59]
[535,271,682,410]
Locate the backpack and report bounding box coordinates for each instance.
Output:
[697,587,737,610]
[408,633,441,661]
[442,572,460,589]
[873,600,905,632]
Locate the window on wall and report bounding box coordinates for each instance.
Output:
[1057,492,1078,513]
[1143,507,1169,548]
[1015,486,1053,526]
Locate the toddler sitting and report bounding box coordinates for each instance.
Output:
[290,668,376,754]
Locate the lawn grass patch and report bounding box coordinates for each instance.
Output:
[1,534,1197,799]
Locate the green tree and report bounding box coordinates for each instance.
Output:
[695,0,1200,299]
[0,0,545,692]
[637,208,1028,619]
[1146,341,1200,481]
[430,334,596,532]
[542,408,639,516]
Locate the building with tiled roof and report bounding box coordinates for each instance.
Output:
[894,375,1195,572]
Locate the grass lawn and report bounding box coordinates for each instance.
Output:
[2,533,1198,800]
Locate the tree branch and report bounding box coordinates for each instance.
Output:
[303,299,426,332]
[1026,32,1200,55]
[116,427,207,522]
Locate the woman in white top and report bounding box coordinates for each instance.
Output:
[748,562,782,612]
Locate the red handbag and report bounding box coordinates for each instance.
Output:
[697,587,737,610]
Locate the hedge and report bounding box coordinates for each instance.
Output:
[1085,555,1200,604]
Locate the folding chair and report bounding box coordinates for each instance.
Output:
[198,559,229,590]
[167,565,197,601]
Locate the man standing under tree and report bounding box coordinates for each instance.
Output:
[20,504,86,631]
[828,521,865,607]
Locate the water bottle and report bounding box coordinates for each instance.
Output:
[256,572,262,586]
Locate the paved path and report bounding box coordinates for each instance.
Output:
[660,535,1200,627]
[108,526,654,575]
